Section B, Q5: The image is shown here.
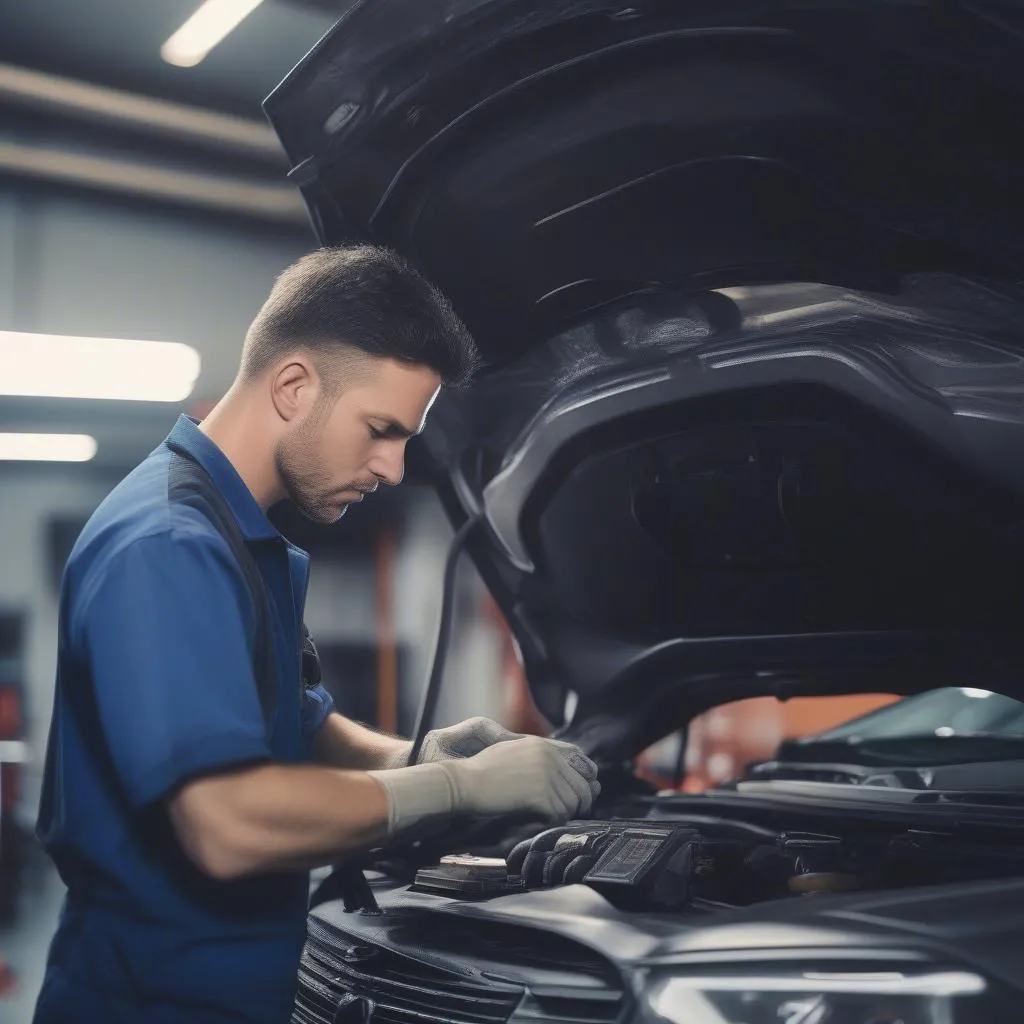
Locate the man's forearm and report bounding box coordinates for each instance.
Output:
[169,733,601,880]
[169,762,395,878]
[312,711,411,770]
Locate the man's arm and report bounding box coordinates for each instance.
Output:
[169,734,601,880]
[79,535,402,879]
[168,762,393,878]
[312,711,411,770]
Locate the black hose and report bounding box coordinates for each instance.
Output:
[408,515,481,765]
[673,725,689,790]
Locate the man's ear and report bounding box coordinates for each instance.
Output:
[269,357,316,423]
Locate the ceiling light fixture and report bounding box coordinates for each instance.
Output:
[0,433,97,463]
[161,0,266,69]
[0,331,201,402]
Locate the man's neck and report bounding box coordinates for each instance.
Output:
[198,388,283,510]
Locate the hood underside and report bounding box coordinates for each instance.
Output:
[265,0,1024,753]
[432,277,1024,757]
[266,0,1024,360]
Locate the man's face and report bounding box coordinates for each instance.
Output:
[275,357,442,524]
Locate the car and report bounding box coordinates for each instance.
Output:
[265,2,1024,1022]
[741,687,1024,786]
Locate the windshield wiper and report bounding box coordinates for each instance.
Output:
[746,760,922,787]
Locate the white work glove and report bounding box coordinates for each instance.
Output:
[384,716,522,769]
[368,735,600,840]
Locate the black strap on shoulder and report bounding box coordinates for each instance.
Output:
[300,623,321,689]
[167,450,278,725]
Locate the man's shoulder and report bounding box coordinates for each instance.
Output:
[68,444,236,589]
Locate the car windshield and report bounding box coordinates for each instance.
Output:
[639,689,1024,791]
[814,688,1024,742]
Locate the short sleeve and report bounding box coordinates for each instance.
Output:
[302,684,336,738]
[80,531,272,807]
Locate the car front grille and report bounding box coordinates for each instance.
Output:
[294,917,523,1024]
[293,916,626,1024]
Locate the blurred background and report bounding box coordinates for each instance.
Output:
[0,1,893,1018]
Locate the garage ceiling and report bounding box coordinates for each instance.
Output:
[0,0,343,118]
[0,1,353,474]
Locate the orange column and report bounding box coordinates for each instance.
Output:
[375,526,398,734]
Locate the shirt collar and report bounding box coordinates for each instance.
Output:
[164,415,281,542]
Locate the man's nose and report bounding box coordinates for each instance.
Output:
[369,446,405,487]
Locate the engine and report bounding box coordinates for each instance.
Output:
[409,813,1024,912]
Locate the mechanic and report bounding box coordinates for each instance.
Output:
[32,246,600,1024]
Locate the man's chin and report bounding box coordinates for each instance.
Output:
[297,501,348,525]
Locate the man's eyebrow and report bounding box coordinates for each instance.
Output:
[370,416,418,438]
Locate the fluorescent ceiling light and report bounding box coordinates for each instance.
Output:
[161,0,266,68]
[0,433,97,463]
[0,740,29,762]
[0,331,201,402]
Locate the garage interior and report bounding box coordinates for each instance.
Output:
[0,1,913,1018]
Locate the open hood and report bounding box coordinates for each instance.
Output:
[265,0,1024,757]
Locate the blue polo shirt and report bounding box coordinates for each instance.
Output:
[34,415,336,1024]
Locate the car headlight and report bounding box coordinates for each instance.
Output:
[644,966,992,1024]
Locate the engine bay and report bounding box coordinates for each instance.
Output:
[298,795,1024,1023]
[296,804,1024,1024]
[406,804,1024,915]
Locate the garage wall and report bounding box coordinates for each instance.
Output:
[0,192,18,326]
[1,188,311,400]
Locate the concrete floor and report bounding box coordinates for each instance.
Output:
[0,848,64,1024]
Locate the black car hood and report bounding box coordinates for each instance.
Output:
[315,876,1024,998]
[265,1,1024,757]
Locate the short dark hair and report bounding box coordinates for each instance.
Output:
[241,245,480,388]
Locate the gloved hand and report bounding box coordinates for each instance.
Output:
[443,735,599,820]
[422,716,523,761]
[369,735,601,839]
[384,716,522,768]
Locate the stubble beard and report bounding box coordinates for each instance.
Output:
[275,417,347,526]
